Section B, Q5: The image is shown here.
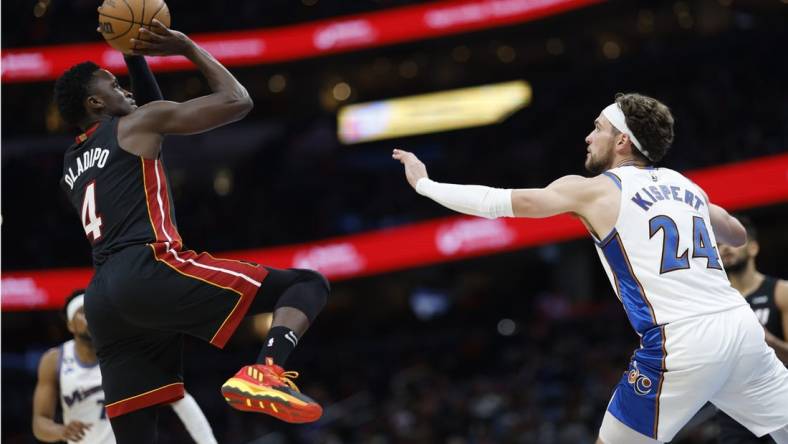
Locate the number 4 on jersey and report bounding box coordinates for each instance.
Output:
[81,181,103,242]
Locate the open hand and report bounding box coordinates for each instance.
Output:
[128,19,193,56]
[61,420,91,442]
[392,148,428,190]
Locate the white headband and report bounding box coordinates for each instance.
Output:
[66,294,85,321]
[601,103,651,161]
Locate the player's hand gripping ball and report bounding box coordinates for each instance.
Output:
[98,0,171,54]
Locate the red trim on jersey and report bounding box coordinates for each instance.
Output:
[141,158,182,248]
[149,243,268,348]
[105,382,184,418]
[75,122,101,144]
[154,159,183,247]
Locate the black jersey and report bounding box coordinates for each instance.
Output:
[61,117,182,266]
[745,275,784,340]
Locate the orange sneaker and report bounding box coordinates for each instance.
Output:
[220,359,322,423]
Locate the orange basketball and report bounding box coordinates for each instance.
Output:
[98,0,171,54]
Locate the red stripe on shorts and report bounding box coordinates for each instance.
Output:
[105,382,184,418]
[149,243,269,348]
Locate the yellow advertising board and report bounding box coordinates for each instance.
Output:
[338,80,532,144]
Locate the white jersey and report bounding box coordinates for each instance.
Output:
[592,166,788,443]
[59,340,115,444]
[593,166,746,334]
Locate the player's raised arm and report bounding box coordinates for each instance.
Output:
[392,148,607,220]
[708,203,747,247]
[122,19,252,138]
[123,55,163,105]
[693,186,746,247]
[32,348,91,442]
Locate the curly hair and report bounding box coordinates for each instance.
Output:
[53,62,101,127]
[615,93,674,164]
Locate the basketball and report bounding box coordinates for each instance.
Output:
[98,0,171,54]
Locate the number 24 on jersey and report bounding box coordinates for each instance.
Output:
[649,215,722,274]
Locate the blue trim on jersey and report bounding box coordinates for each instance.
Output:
[601,233,657,333]
[73,348,99,369]
[594,227,617,246]
[607,325,666,440]
[602,171,622,190]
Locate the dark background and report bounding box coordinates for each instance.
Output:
[3,0,787,443]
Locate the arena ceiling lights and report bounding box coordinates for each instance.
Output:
[337,80,532,144]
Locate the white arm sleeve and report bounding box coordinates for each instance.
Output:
[170,393,218,444]
[415,178,514,219]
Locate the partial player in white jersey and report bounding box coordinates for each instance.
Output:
[32,290,219,444]
[393,93,788,444]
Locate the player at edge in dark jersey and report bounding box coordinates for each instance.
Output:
[55,20,329,443]
[715,215,788,444]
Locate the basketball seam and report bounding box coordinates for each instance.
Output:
[150,2,166,25]
[99,0,134,43]
[99,13,136,41]
[99,14,152,25]
[121,0,134,21]
[144,1,166,45]
[120,0,138,50]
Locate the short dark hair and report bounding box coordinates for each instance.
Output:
[62,288,86,321]
[54,62,101,127]
[615,93,675,164]
[733,214,758,242]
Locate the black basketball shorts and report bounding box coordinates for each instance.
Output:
[84,242,269,418]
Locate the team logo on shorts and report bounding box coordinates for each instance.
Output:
[627,367,653,396]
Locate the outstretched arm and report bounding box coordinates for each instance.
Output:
[392,149,603,220]
[392,148,513,219]
[510,175,602,219]
[122,20,252,139]
[694,187,746,247]
[32,348,92,442]
[708,203,746,247]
